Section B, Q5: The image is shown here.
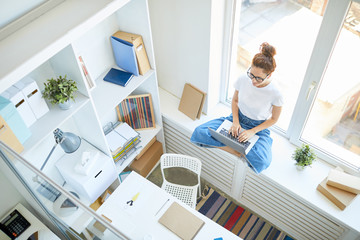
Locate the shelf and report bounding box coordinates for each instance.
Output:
[0,0,131,93]
[22,93,90,155]
[92,68,155,117]
[115,124,162,174]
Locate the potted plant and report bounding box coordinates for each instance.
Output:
[43,75,78,110]
[292,144,316,170]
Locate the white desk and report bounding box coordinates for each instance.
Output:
[0,203,60,240]
[96,172,241,240]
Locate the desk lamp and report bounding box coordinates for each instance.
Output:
[35,128,81,217]
[40,128,81,171]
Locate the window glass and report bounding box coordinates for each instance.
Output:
[227,0,327,131]
[0,0,46,28]
[302,1,360,168]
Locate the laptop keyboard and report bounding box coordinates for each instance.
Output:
[219,128,251,150]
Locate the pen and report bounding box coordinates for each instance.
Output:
[155,198,169,216]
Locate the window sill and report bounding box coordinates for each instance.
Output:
[159,87,360,233]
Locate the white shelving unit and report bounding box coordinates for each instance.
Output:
[0,0,164,237]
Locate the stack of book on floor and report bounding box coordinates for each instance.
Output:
[105,122,140,163]
[317,167,360,210]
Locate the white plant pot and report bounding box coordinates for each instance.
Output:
[296,165,305,171]
[58,100,72,110]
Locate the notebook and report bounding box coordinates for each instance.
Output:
[103,68,133,87]
[158,202,204,240]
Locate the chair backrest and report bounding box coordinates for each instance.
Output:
[160,153,201,175]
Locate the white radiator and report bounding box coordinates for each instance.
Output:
[162,118,236,195]
[242,170,346,240]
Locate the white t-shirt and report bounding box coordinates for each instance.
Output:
[233,74,284,120]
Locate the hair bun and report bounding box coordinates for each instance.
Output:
[260,42,276,58]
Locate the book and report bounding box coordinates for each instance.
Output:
[327,169,360,194]
[317,177,357,210]
[178,83,206,120]
[158,202,204,240]
[103,68,134,87]
[78,56,95,89]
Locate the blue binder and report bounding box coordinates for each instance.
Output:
[111,36,139,76]
[103,68,134,87]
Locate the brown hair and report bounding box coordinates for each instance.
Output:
[252,42,276,74]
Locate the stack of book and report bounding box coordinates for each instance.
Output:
[105,122,140,163]
[317,167,360,210]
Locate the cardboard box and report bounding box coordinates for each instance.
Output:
[135,136,156,160]
[178,83,206,120]
[130,141,163,177]
[0,115,24,153]
[327,169,360,194]
[112,31,151,75]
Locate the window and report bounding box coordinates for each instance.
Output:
[223,0,360,170]
[0,0,64,41]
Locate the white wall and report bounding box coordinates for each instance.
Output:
[148,0,212,108]
[148,0,227,113]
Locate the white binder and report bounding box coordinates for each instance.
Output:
[15,77,49,119]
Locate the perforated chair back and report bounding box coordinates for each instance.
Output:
[160,154,202,208]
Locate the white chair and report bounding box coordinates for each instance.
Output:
[160,153,202,208]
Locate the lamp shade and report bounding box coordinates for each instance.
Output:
[54,128,81,154]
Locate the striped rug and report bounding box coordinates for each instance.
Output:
[196,187,294,240]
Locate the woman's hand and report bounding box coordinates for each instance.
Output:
[238,129,256,142]
[230,123,241,137]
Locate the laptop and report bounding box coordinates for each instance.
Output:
[208,119,259,173]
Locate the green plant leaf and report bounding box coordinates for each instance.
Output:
[42,75,78,105]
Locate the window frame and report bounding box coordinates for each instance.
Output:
[220,0,360,173]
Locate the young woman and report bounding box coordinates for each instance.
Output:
[190,42,283,173]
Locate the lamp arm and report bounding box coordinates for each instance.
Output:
[40,143,58,171]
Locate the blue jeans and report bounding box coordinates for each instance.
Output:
[190,110,272,173]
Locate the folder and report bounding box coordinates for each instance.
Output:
[103,68,134,87]
[159,202,204,240]
[179,83,206,120]
[105,122,139,154]
[0,115,24,153]
[0,95,31,144]
[111,36,139,76]
[14,77,49,119]
[1,86,36,127]
[112,31,151,75]
[106,130,127,152]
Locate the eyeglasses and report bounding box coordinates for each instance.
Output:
[247,68,269,83]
